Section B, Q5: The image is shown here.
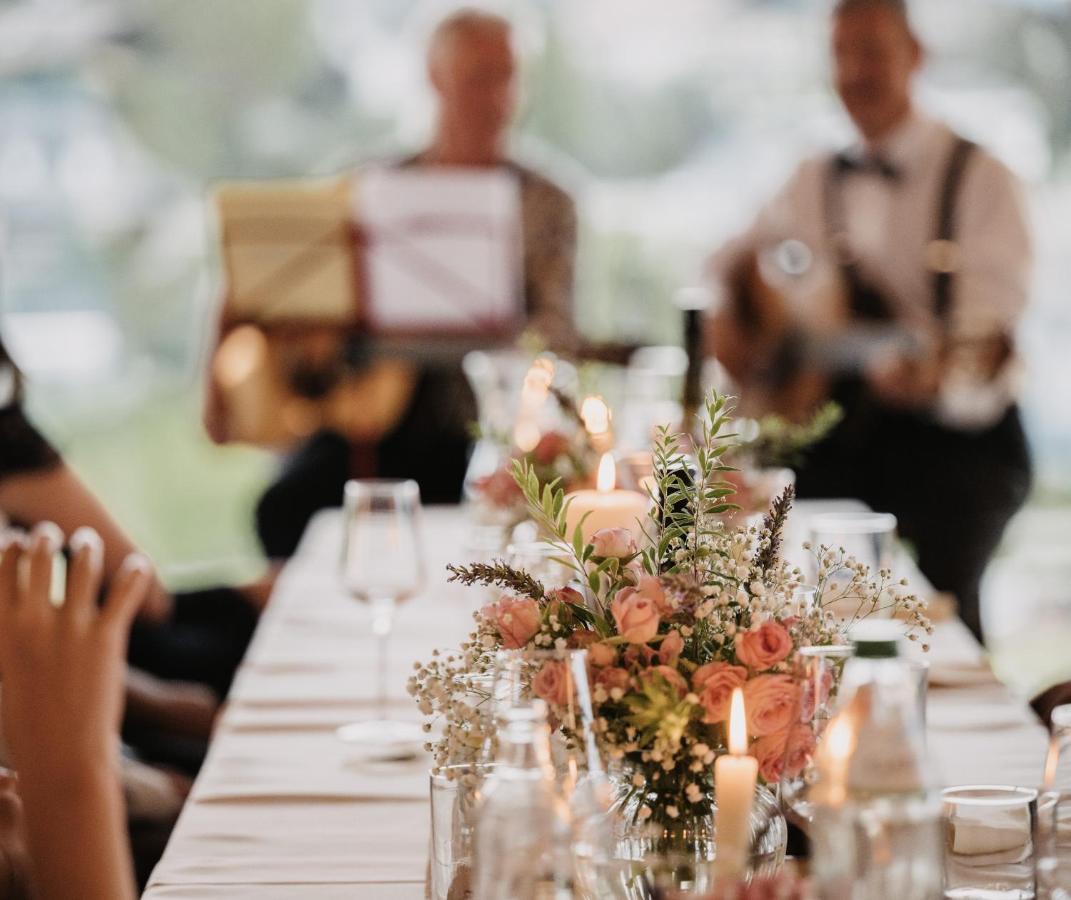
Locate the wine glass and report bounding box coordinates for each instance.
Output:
[337,479,425,747]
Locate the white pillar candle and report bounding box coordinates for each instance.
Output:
[714,688,758,882]
[563,453,649,547]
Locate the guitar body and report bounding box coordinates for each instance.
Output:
[711,252,849,423]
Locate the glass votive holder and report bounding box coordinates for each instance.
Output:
[429,763,492,900]
[941,785,1037,900]
[809,511,898,618]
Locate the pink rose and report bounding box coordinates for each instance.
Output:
[615,574,669,619]
[595,666,631,694]
[532,431,570,465]
[735,620,794,671]
[532,660,574,708]
[751,724,816,784]
[476,467,523,507]
[611,588,661,644]
[642,665,689,698]
[591,528,638,559]
[743,675,801,738]
[481,596,541,649]
[659,630,684,666]
[751,731,789,784]
[781,724,817,780]
[692,662,748,724]
[589,641,618,667]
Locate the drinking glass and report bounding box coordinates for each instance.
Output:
[809,511,898,619]
[506,540,575,592]
[337,479,425,746]
[941,785,1037,899]
[429,763,491,900]
[1038,705,1071,898]
[779,643,854,825]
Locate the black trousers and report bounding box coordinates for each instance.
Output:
[127,587,259,700]
[255,367,475,560]
[795,402,1032,642]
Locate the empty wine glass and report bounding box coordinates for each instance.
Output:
[337,479,425,747]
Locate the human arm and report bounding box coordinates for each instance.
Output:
[0,525,151,900]
[0,462,171,622]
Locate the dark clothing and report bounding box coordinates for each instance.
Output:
[127,587,259,700]
[0,338,60,481]
[795,403,1032,641]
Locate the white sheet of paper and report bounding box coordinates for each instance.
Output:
[357,167,522,335]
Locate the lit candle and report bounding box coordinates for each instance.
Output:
[714,688,759,882]
[563,453,649,547]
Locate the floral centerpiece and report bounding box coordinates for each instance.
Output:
[412,391,931,861]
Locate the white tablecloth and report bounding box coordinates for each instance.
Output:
[144,504,1050,898]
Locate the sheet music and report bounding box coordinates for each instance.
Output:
[356,166,523,336]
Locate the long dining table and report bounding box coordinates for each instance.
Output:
[143,502,1051,898]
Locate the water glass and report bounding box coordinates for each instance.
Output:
[1038,705,1071,898]
[429,764,491,900]
[506,540,575,592]
[809,511,897,618]
[941,785,1037,899]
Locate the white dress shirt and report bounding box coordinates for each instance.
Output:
[710,111,1033,430]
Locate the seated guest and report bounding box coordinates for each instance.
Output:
[206,8,579,560]
[706,0,1032,641]
[0,336,250,738]
[0,524,151,900]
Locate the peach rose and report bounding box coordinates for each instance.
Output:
[623,644,657,668]
[692,662,748,724]
[591,528,638,559]
[781,724,817,780]
[659,630,684,666]
[751,724,816,784]
[595,666,631,694]
[615,574,669,619]
[611,589,661,644]
[642,665,689,698]
[589,641,618,667]
[743,675,800,738]
[482,596,541,649]
[735,620,794,671]
[532,660,574,708]
[532,431,570,465]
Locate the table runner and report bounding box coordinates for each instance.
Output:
[144,503,1050,898]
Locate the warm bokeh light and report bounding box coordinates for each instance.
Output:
[728,687,748,756]
[580,395,611,435]
[596,452,616,492]
[514,420,541,453]
[214,325,267,387]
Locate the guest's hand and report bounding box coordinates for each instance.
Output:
[0,525,149,772]
[0,523,150,900]
[866,352,942,410]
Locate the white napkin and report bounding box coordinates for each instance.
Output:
[950,807,1031,857]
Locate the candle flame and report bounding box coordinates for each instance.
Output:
[596,453,616,493]
[580,395,611,435]
[825,716,856,762]
[728,688,748,755]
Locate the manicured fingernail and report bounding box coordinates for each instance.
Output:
[69,527,104,566]
[119,553,152,577]
[30,522,63,555]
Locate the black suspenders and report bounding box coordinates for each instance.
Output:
[823,134,977,324]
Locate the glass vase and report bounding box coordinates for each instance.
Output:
[603,763,787,897]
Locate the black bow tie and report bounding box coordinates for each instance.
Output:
[834,153,902,183]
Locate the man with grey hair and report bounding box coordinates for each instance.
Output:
[251,8,579,558]
[707,0,1033,641]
